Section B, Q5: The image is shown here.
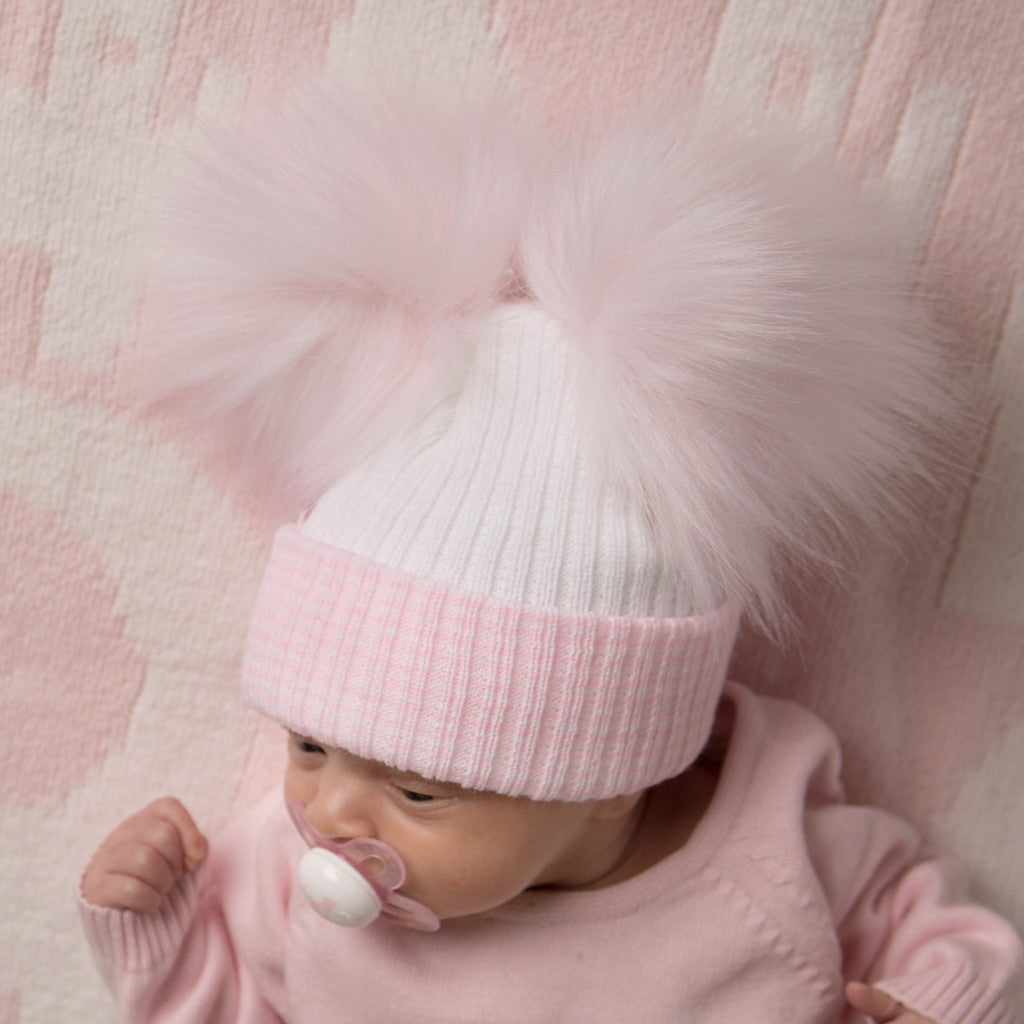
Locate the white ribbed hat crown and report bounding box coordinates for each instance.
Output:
[305,304,691,617]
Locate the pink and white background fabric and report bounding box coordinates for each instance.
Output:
[1,1,1022,1019]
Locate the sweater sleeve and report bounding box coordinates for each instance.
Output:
[78,790,293,1023]
[805,801,1023,1024]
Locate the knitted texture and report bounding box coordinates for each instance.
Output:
[244,528,740,800]
[304,305,696,617]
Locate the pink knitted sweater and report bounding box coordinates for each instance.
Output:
[79,684,1022,1023]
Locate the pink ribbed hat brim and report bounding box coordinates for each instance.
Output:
[243,526,740,800]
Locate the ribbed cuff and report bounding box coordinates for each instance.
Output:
[77,869,200,974]
[876,964,1015,1024]
[244,527,740,800]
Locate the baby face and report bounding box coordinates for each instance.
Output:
[284,733,639,922]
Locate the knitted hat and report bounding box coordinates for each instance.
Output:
[243,304,741,799]
[148,74,951,800]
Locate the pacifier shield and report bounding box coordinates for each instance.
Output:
[286,797,440,931]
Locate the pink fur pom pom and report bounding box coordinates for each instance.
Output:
[144,72,527,509]
[521,103,955,630]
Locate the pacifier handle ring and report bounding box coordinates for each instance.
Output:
[337,836,406,893]
[287,797,322,849]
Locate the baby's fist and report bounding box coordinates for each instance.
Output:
[81,797,208,914]
[845,982,937,1024]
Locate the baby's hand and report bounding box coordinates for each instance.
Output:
[81,797,208,913]
[845,982,937,1023]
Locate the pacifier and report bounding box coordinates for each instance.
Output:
[286,797,440,931]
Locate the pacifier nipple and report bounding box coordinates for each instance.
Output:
[286,798,440,931]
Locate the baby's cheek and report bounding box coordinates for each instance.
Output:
[282,770,314,806]
[408,849,541,919]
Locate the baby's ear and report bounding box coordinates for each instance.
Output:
[591,790,646,821]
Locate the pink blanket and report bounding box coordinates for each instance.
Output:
[2,2,1022,1019]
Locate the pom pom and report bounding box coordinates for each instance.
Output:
[521,103,955,632]
[144,74,955,634]
[144,71,527,509]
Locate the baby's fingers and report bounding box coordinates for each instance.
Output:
[139,797,208,871]
[82,797,208,912]
[845,982,937,1023]
[85,849,175,915]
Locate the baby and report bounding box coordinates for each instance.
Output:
[79,74,1022,1023]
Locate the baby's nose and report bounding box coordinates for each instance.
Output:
[305,769,376,840]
